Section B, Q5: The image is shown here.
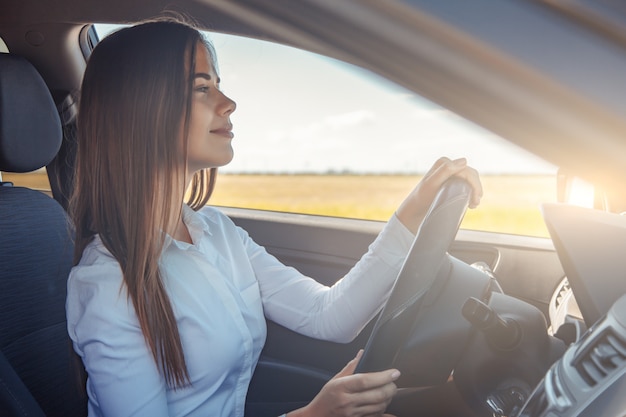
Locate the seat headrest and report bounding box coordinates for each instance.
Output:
[0,54,62,173]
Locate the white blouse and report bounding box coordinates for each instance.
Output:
[66,205,414,417]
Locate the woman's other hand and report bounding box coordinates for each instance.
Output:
[288,350,398,417]
[396,157,482,233]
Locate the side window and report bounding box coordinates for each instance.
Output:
[94,26,557,237]
[2,169,51,192]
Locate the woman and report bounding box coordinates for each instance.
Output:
[67,19,482,417]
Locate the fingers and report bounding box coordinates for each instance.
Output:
[395,156,483,232]
[425,157,465,184]
[334,349,400,392]
[334,371,399,416]
[334,353,400,411]
[305,354,400,417]
[425,157,483,208]
[455,165,483,208]
[334,349,363,379]
[355,377,398,415]
[342,369,400,394]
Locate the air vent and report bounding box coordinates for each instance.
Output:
[575,330,626,386]
[545,365,571,411]
[555,279,571,310]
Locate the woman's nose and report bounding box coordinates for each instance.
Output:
[218,91,236,116]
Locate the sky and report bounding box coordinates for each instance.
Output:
[95,25,556,175]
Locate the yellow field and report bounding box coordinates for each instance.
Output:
[4,171,556,237]
[211,174,555,237]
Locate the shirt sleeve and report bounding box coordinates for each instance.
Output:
[66,256,169,417]
[244,213,415,343]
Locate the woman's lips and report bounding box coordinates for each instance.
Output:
[210,126,234,138]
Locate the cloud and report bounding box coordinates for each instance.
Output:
[265,110,375,144]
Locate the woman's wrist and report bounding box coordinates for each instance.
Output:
[395,203,426,234]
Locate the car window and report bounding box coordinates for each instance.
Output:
[93,25,557,237]
[2,169,50,192]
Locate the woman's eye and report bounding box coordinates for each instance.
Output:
[195,86,210,93]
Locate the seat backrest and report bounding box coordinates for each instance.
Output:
[0,53,86,417]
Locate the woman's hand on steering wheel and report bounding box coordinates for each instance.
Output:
[288,350,400,417]
[396,157,482,234]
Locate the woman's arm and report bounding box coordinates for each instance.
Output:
[245,212,413,343]
[67,259,169,417]
[247,157,481,343]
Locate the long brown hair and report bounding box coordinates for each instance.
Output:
[70,19,217,387]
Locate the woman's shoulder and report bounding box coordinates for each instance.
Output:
[69,235,124,291]
[195,205,230,222]
[194,205,240,230]
[67,237,139,347]
[193,205,250,241]
[77,235,117,264]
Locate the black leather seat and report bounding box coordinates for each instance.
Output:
[0,53,86,416]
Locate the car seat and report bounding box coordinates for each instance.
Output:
[0,53,86,416]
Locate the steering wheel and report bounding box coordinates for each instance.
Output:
[355,177,492,387]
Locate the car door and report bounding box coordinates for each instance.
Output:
[231,209,566,417]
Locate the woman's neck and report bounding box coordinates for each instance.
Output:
[173,218,193,244]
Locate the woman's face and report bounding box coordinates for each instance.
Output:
[185,41,237,176]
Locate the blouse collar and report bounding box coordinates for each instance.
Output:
[166,205,212,251]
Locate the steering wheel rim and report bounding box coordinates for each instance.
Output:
[355,177,474,385]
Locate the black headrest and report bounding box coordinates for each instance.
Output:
[0,54,62,173]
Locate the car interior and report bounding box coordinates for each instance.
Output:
[3,1,626,417]
[0,53,84,416]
